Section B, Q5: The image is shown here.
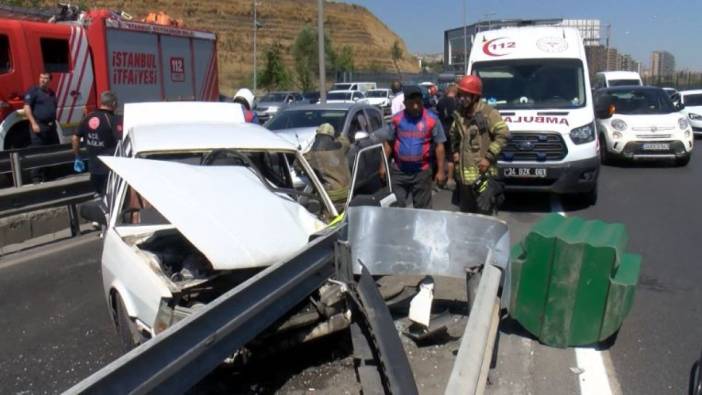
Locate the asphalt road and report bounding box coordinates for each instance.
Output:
[570,154,702,394]
[1,146,701,394]
[0,235,121,394]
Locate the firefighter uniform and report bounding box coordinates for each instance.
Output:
[450,101,509,213]
[304,123,351,211]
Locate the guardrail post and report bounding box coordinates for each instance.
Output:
[67,203,80,237]
[10,152,22,187]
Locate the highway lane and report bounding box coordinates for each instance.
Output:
[568,149,702,394]
[0,235,121,394]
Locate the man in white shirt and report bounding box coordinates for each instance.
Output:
[390,80,405,115]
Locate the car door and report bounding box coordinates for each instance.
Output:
[344,108,370,142]
[101,176,173,329]
[346,143,395,208]
[364,106,386,138]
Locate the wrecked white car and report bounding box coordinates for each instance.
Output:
[82,102,394,350]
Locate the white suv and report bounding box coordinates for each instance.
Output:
[595,86,693,166]
[680,89,702,136]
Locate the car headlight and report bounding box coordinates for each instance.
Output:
[679,117,690,129]
[689,113,702,121]
[612,131,623,140]
[685,130,691,138]
[611,119,628,131]
[570,123,595,144]
[266,106,279,113]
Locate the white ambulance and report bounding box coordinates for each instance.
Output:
[467,26,599,203]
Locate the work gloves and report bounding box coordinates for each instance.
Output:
[473,173,505,215]
[74,156,86,173]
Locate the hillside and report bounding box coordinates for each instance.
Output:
[26,0,420,94]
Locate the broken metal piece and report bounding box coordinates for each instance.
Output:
[403,310,453,343]
[408,277,434,328]
[348,261,419,395]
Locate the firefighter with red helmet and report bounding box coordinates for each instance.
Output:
[450,75,509,214]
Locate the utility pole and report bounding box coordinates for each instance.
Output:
[463,0,467,75]
[318,0,326,104]
[253,0,257,93]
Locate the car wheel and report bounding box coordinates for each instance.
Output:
[113,292,146,352]
[676,154,691,167]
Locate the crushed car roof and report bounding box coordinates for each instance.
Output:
[101,156,326,270]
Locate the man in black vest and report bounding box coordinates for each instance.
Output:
[72,91,123,195]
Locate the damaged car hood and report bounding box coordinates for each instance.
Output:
[101,156,326,270]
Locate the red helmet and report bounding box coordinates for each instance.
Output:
[457,75,483,96]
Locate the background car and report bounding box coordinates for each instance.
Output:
[364,88,393,115]
[594,86,693,166]
[302,91,321,104]
[680,89,702,136]
[325,90,367,104]
[255,91,304,123]
[265,102,387,153]
[330,81,377,93]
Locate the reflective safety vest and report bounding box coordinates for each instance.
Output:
[391,109,437,173]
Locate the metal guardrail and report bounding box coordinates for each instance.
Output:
[66,212,505,394]
[0,144,86,188]
[0,144,93,238]
[66,226,341,394]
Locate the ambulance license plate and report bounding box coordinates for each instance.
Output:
[503,167,547,178]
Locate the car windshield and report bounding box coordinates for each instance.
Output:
[473,59,587,109]
[328,92,352,101]
[366,90,388,98]
[333,83,352,90]
[266,109,348,132]
[260,93,288,102]
[609,79,641,87]
[683,93,702,106]
[606,88,675,115]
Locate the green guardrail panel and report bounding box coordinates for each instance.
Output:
[509,214,641,348]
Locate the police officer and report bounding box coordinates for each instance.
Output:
[233,88,259,124]
[450,75,509,215]
[304,123,351,211]
[24,72,58,182]
[384,85,446,209]
[72,91,122,195]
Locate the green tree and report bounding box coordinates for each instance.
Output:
[292,25,337,91]
[259,42,291,91]
[391,40,403,78]
[335,45,355,73]
[292,25,319,91]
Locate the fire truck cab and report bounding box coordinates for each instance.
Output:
[0,7,219,150]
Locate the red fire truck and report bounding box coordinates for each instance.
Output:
[0,6,219,150]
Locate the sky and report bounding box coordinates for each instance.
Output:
[341,0,702,70]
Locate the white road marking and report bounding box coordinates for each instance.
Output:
[575,348,615,395]
[549,194,618,395]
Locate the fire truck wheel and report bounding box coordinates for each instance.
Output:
[4,122,31,150]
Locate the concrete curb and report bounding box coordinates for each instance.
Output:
[0,206,87,252]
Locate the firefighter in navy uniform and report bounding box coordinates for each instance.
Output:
[304,123,352,211]
[72,91,122,195]
[24,72,59,182]
[450,75,509,215]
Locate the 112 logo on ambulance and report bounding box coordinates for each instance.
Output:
[482,37,516,57]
